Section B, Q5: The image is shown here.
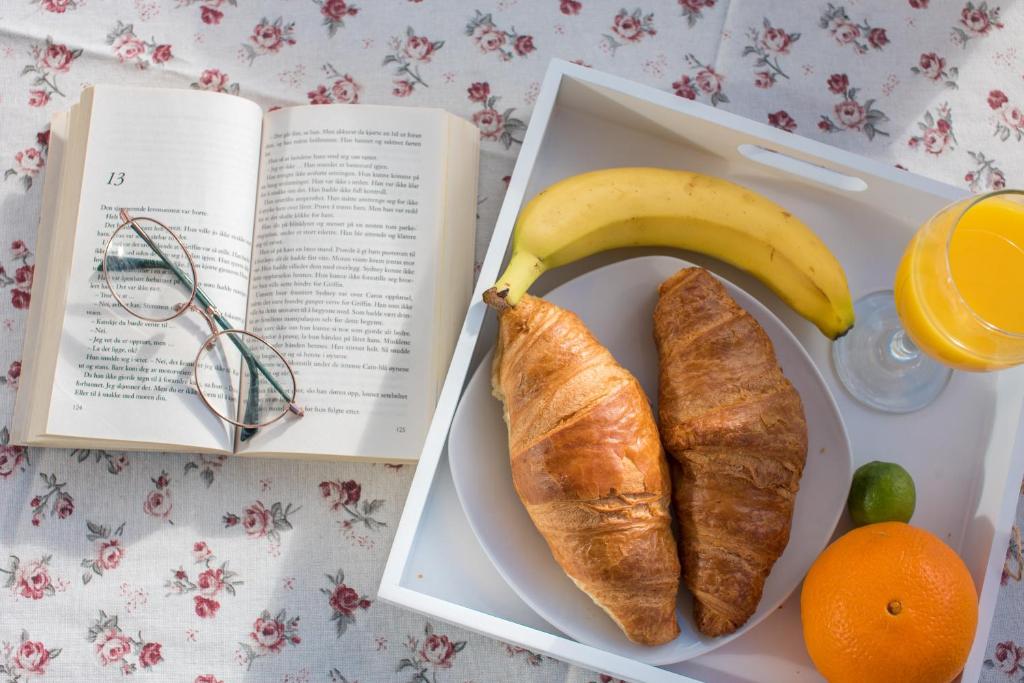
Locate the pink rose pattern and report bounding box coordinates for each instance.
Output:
[672,53,728,107]
[989,89,1024,143]
[165,542,242,619]
[818,73,889,140]
[911,52,959,90]
[106,22,174,69]
[315,0,359,37]
[464,82,527,149]
[397,623,466,678]
[322,568,372,637]
[190,69,240,95]
[27,472,73,526]
[677,0,716,28]
[560,0,582,16]
[4,128,49,192]
[0,427,29,479]
[952,1,1003,47]
[143,470,173,522]
[242,17,297,65]
[986,640,1024,676]
[80,520,127,584]
[22,37,82,105]
[603,8,656,54]
[383,27,445,96]
[465,11,535,62]
[1,360,20,389]
[768,110,797,133]
[0,631,61,679]
[1,555,57,600]
[176,0,238,26]
[505,644,545,665]
[907,103,956,156]
[819,4,888,54]
[965,150,1007,192]
[32,0,78,12]
[223,500,298,542]
[87,611,163,675]
[742,18,800,89]
[2,3,1024,681]
[238,609,301,669]
[308,64,363,104]
[192,541,213,563]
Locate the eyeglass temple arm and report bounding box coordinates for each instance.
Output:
[110,210,300,413]
[239,353,262,443]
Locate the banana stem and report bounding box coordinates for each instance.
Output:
[488,251,545,306]
[482,287,511,312]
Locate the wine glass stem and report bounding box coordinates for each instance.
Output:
[889,329,920,362]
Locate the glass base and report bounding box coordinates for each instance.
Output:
[832,290,952,413]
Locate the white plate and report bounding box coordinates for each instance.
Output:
[448,255,853,666]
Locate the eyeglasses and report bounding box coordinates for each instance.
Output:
[99,209,303,439]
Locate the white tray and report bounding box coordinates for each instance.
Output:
[380,60,1024,683]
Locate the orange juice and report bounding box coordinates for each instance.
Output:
[895,194,1024,371]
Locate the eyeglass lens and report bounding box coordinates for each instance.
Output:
[104,218,195,322]
[195,330,295,430]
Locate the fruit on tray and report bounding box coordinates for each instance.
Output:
[847,461,916,527]
[491,293,681,646]
[801,522,978,683]
[483,167,854,339]
[654,267,808,637]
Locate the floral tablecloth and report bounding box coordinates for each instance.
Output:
[0,0,1022,681]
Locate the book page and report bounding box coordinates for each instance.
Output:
[12,109,72,443]
[47,86,263,452]
[240,105,447,460]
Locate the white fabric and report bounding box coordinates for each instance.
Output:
[0,0,1021,681]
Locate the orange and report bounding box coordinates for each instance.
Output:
[800,522,978,683]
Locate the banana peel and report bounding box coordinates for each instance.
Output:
[483,167,854,340]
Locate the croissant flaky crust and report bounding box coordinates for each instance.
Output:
[654,268,808,638]
[492,294,681,646]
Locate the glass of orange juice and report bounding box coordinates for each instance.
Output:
[833,190,1024,413]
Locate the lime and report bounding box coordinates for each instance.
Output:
[847,461,916,527]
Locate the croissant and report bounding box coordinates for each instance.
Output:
[653,268,808,638]
[491,294,681,646]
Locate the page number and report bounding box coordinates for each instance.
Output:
[106,171,125,186]
[396,426,406,434]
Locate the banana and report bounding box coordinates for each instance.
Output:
[483,167,854,339]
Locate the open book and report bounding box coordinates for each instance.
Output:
[13,85,479,461]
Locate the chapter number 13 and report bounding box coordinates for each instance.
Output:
[106,171,125,186]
